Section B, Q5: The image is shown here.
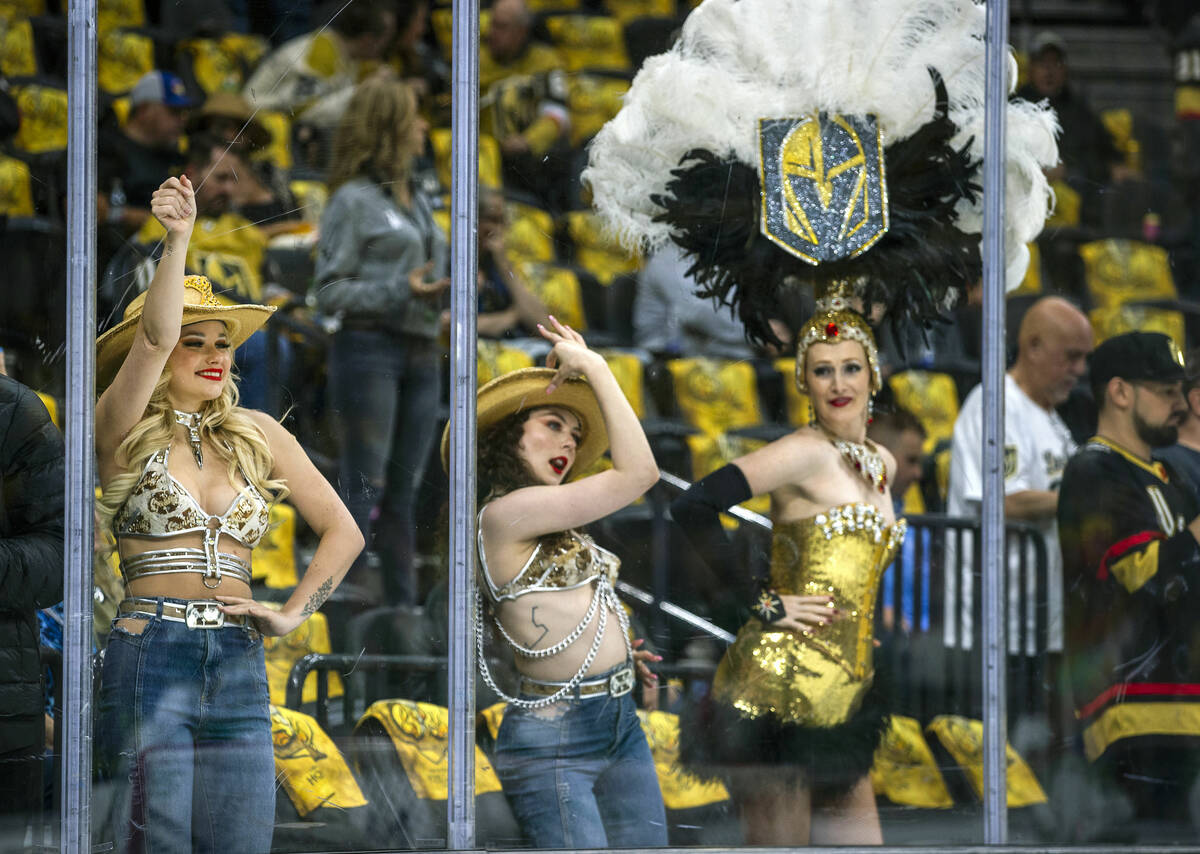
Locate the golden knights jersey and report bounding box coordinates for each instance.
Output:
[1059,436,1200,762]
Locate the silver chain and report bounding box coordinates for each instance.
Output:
[491,575,602,658]
[477,578,633,710]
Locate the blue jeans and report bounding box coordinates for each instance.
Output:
[493,682,668,848]
[95,600,275,854]
[329,329,442,605]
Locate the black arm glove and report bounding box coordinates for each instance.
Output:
[670,464,755,600]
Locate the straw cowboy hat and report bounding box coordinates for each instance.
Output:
[440,367,608,478]
[96,275,274,389]
[185,91,272,152]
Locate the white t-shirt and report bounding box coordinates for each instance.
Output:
[945,374,1075,652]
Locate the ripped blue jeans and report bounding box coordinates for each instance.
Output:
[493,684,668,849]
[94,599,275,853]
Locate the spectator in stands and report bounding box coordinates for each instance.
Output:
[1156,347,1200,499]
[0,373,64,847]
[1059,331,1200,841]
[98,70,192,235]
[132,136,290,412]
[480,0,570,206]
[315,76,449,605]
[634,243,754,360]
[184,93,301,239]
[242,0,396,132]
[1016,32,1126,218]
[453,188,548,340]
[869,407,929,633]
[946,296,1092,656]
[389,0,447,112]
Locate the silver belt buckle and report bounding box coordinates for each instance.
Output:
[608,665,634,698]
[185,601,225,629]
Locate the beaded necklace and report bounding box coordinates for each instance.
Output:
[820,426,887,493]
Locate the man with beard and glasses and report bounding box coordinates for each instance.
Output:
[1058,331,1200,841]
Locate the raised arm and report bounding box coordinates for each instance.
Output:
[96,176,196,463]
[216,412,364,636]
[483,317,658,545]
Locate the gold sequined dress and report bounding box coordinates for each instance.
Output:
[684,503,906,789]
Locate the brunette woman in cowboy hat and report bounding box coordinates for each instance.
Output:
[451,317,667,848]
[93,175,363,853]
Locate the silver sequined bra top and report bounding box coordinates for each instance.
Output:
[113,445,271,587]
[477,505,621,603]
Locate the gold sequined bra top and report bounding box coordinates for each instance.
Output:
[476,506,621,603]
[713,502,906,728]
[113,445,271,588]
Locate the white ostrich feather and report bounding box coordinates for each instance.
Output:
[584,0,1060,288]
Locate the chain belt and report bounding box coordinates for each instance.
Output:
[117,597,252,629]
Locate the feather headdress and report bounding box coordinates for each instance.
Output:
[584,0,1059,348]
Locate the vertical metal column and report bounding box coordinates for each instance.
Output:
[981,0,1010,843]
[446,0,480,846]
[64,0,98,850]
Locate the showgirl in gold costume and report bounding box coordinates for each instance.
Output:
[671,284,904,843]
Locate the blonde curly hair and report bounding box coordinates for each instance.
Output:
[96,365,289,541]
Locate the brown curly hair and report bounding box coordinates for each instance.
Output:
[477,410,537,504]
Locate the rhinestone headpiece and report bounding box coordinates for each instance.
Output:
[794,278,881,394]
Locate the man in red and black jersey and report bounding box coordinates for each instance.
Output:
[1059,331,1200,837]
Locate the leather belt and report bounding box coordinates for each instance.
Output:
[117,597,252,629]
[519,664,635,699]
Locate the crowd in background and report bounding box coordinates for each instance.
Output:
[4,0,1200,846]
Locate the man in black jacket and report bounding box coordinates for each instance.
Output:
[0,373,64,843]
[1059,332,1200,839]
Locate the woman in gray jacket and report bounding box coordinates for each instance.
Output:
[315,75,449,605]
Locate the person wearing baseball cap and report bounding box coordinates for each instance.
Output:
[98,70,194,236]
[1058,331,1200,839]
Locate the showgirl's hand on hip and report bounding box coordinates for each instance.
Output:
[150,175,195,236]
[774,594,840,635]
[216,595,304,637]
[540,315,602,393]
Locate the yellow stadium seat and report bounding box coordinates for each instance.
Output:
[289,179,328,224]
[270,706,368,815]
[686,431,770,523]
[603,0,676,23]
[1090,304,1185,350]
[1044,179,1080,228]
[870,715,954,808]
[1100,108,1140,175]
[0,16,37,78]
[476,339,535,386]
[177,38,245,95]
[428,128,503,190]
[926,716,1047,807]
[263,609,344,705]
[255,109,293,171]
[772,358,812,428]
[0,0,46,17]
[518,262,587,330]
[1008,242,1042,297]
[251,502,299,589]
[12,83,68,154]
[97,0,145,32]
[666,357,763,436]
[504,199,556,264]
[565,71,630,149]
[543,14,630,72]
[0,154,35,218]
[599,348,646,418]
[1079,238,1176,311]
[110,96,130,128]
[561,208,639,285]
[98,29,155,95]
[888,370,959,500]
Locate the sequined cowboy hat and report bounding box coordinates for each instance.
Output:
[440,367,609,478]
[96,275,275,389]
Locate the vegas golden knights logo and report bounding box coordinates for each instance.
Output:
[758,113,888,264]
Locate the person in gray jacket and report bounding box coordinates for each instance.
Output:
[315,75,449,605]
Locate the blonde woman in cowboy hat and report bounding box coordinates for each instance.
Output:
[451,317,667,848]
[93,175,363,853]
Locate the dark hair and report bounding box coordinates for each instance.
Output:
[867,406,926,443]
[477,409,537,504]
[184,133,246,170]
[1186,347,1200,398]
[327,1,390,38]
